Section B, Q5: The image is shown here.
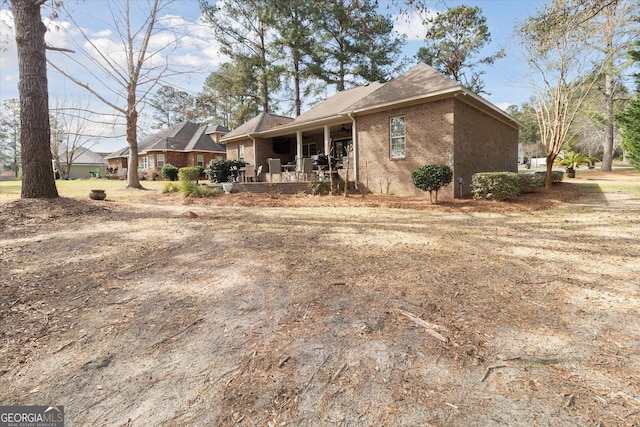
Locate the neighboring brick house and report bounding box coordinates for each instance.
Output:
[222,63,519,198]
[106,122,228,178]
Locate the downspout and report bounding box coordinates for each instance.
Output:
[348,112,358,189]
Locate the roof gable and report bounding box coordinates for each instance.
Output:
[222,113,294,140]
[292,82,383,125]
[348,63,462,112]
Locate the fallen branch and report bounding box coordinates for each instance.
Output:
[496,354,580,364]
[480,364,506,382]
[278,355,291,368]
[151,317,204,348]
[397,309,448,342]
[330,363,347,384]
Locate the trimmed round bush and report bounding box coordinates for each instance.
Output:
[412,164,453,204]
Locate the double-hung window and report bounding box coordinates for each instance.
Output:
[197,155,204,167]
[141,156,148,169]
[390,116,406,159]
[157,154,165,167]
[238,144,245,159]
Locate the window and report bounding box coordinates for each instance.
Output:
[302,143,317,158]
[197,154,204,167]
[238,144,245,159]
[140,156,148,169]
[157,154,165,167]
[390,116,406,158]
[333,138,351,158]
[148,155,154,169]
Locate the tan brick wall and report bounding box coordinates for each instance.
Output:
[356,98,518,198]
[453,101,519,197]
[357,99,456,197]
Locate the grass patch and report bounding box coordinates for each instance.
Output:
[0,179,167,202]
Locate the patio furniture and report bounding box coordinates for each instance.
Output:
[268,158,282,182]
[299,157,313,181]
[255,165,263,182]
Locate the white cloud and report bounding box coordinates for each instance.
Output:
[392,8,437,41]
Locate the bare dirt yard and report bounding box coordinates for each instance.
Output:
[1,168,639,426]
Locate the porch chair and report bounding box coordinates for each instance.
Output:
[268,158,282,183]
[243,165,255,182]
[300,157,313,181]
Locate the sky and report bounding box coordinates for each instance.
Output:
[0,0,545,153]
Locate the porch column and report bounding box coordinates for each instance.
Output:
[296,131,303,168]
[323,125,331,155]
[349,114,358,188]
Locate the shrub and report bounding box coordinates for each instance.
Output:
[205,159,246,183]
[534,170,564,184]
[412,164,453,204]
[178,166,202,183]
[517,173,545,194]
[179,180,218,197]
[161,163,179,181]
[162,182,180,193]
[471,172,521,201]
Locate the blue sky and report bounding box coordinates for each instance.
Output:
[0,0,544,152]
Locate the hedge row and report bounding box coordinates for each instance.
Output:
[471,171,563,201]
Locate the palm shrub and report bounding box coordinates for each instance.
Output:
[161,163,179,181]
[412,164,453,204]
[554,151,592,177]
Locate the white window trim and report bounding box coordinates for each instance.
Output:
[390,116,406,159]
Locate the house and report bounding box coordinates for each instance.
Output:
[106,122,228,178]
[53,146,107,180]
[221,63,520,198]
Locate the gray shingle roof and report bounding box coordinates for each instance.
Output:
[222,112,294,141]
[107,121,226,157]
[348,63,462,112]
[292,82,384,125]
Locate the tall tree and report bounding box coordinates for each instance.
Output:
[48,0,178,189]
[149,85,195,129]
[518,0,606,188]
[617,9,640,172]
[199,60,261,129]
[0,98,21,177]
[591,0,638,171]
[270,0,316,116]
[307,0,405,91]
[416,5,504,94]
[506,102,544,161]
[200,0,283,114]
[10,0,58,198]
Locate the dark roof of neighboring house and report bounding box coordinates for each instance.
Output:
[206,124,231,134]
[222,112,294,141]
[106,121,226,158]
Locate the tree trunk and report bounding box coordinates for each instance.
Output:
[125,104,143,189]
[601,71,614,171]
[545,153,556,189]
[11,0,58,198]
